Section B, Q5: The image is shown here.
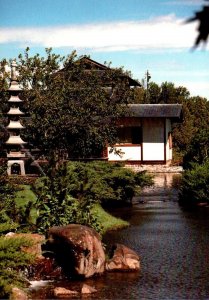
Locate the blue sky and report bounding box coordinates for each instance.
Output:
[1,0,209,98]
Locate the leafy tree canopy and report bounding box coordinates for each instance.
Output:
[0,48,135,168]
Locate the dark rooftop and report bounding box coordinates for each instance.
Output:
[58,56,141,87]
[128,104,183,119]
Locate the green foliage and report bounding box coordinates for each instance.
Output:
[0,222,19,234]
[13,185,38,228]
[179,160,209,207]
[0,165,16,223]
[34,172,102,234]
[0,166,36,298]
[181,97,209,167]
[34,161,153,234]
[0,166,36,229]
[0,227,35,298]
[132,80,190,105]
[63,161,153,204]
[1,48,134,168]
[91,203,129,234]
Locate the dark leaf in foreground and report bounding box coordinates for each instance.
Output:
[185,5,209,48]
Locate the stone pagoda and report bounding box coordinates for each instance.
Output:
[5,60,26,175]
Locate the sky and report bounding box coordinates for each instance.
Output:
[0,0,209,99]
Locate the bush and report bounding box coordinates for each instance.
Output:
[0,224,35,298]
[0,165,17,223]
[0,166,36,230]
[63,161,153,205]
[179,160,209,207]
[34,161,153,233]
[34,173,102,234]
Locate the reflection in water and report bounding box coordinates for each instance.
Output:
[30,173,209,299]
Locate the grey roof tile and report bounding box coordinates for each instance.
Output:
[128,104,182,119]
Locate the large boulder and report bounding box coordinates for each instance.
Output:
[48,224,106,278]
[106,243,140,272]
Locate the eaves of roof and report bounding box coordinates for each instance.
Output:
[128,104,183,120]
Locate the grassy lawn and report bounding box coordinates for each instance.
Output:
[14,185,129,234]
[92,203,129,235]
[14,185,38,224]
[14,185,37,207]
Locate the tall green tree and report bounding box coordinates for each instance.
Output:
[1,48,134,171]
[133,81,190,105]
[181,97,209,166]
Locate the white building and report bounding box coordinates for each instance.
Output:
[107,104,182,165]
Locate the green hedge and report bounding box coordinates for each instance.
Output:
[179,160,209,207]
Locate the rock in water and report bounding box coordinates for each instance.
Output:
[81,283,97,294]
[54,287,79,297]
[106,243,140,271]
[9,287,28,300]
[48,224,105,278]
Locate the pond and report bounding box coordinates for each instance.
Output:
[30,173,209,299]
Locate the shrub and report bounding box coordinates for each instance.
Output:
[33,161,153,233]
[34,173,102,234]
[64,161,153,205]
[179,160,209,206]
[0,224,35,298]
[0,166,36,230]
[0,165,16,223]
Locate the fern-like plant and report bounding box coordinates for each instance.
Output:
[0,224,35,298]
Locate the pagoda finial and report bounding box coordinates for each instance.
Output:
[11,59,17,81]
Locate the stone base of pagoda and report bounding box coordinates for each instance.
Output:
[7,160,26,176]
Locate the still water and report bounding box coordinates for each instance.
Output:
[30,173,209,299]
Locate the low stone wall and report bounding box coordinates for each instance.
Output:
[125,164,183,173]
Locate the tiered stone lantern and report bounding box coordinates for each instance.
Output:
[5,60,26,175]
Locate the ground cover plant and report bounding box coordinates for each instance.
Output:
[179,160,209,207]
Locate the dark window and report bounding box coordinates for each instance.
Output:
[132,127,142,144]
[117,126,142,144]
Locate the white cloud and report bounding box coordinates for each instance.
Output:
[165,0,205,6]
[0,14,200,52]
[179,81,209,99]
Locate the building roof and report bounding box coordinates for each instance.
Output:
[81,57,141,87]
[128,104,183,120]
[57,56,141,87]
